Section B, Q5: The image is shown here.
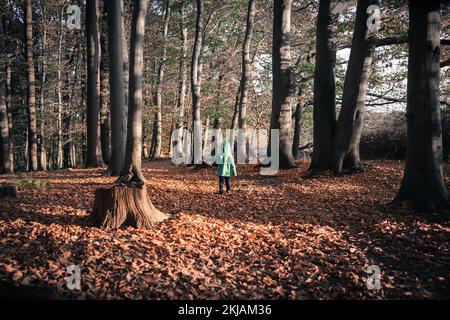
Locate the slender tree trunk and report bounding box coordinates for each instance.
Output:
[174,2,188,159]
[149,111,157,159]
[332,0,377,175]
[70,54,81,168]
[202,116,210,157]
[191,0,203,164]
[237,0,256,162]
[63,113,71,168]
[231,86,240,130]
[121,0,129,111]
[63,45,76,168]
[80,92,87,167]
[395,0,449,211]
[151,0,170,160]
[25,0,38,171]
[292,101,305,160]
[270,0,296,169]
[25,126,29,171]
[6,43,13,172]
[310,0,336,173]
[149,57,158,157]
[142,58,150,159]
[39,9,47,171]
[100,70,112,166]
[56,9,64,169]
[96,16,104,167]
[99,4,111,165]
[0,17,11,173]
[238,0,256,125]
[3,4,13,172]
[86,0,100,167]
[106,0,127,175]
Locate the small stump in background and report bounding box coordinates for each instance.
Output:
[0,185,18,198]
[90,183,168,229]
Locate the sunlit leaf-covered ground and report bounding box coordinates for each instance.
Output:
[0,160,448,299]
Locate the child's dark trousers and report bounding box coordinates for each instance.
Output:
[219,176,231,193]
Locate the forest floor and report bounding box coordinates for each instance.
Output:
[0,160,449,299]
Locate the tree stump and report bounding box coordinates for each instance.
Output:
[90,184,169,229]
[0,185,18,198]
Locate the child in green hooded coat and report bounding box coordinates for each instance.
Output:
[216,140,237,194]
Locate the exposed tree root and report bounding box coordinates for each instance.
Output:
[90,184,169,229]
[393,192,450,214]
[192,161,215,171]
[101,167,113,177]
[380,199,450,221]
[303,169,333,179]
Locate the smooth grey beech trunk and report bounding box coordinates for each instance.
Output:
[25,0,38,171]
[310,0,336,173]
[191,0,203,164]
[332,0,377,175]
[86,0,100,167]
[151,0,170,160]
[106,0,127,176]
[120,0,149,183]
[395,0,449,211]
[237,0,256,161]
[270,0,296,169]
[174,2,188,158]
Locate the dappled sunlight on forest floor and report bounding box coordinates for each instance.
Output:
[0,160,449,299]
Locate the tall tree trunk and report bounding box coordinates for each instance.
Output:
[270,0,296,169]
[91,0,168,229]
[99,4,111,165]
[292,100,305,160]
[149,111,157,159]
[202,116,209,157]
[120,0,148,183]
[395,1,449,211]
[86,0,100,167]
[174,2,188,159]
[231,86,240,130]
[121,0,129,111]
[56,11,64,169]
[39,8,47,171]
[310,0,336,173]
[6,41,13,172]
[332,0,377,175]
[0,16,11,173]
[3,4,13,172]
[106,0,127,175]
[151,0,170,160]
[63,45,76,168]
[237,0,256,162]
[63,113,71,168]
[25,126,29,171]
[142,57,152,159]
[25,0,38,171]
[191,0,203,164]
